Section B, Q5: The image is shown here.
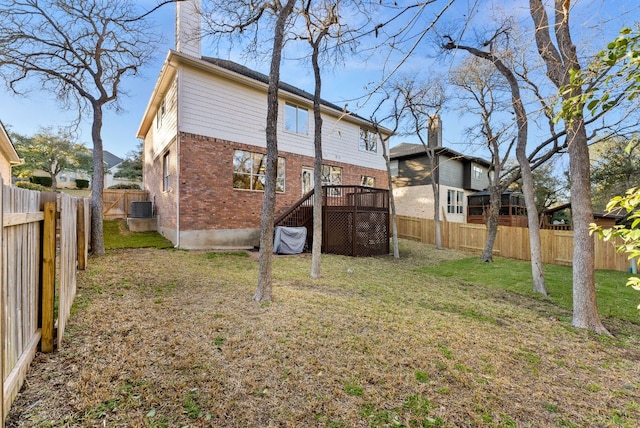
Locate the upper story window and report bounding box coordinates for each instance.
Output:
[156,98,166,129]
[473,164,484,179]
[285,103,308,135]
[233,150,285,192]
[359,128,377,153]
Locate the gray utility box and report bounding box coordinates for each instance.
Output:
[130,201,152,218]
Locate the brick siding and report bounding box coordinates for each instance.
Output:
[177,132,388,232]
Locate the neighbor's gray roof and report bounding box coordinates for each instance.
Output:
[202,57,371,125]
[390,142,490,167]
[103,150,123,169]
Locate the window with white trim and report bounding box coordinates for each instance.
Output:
[447,189,464,214]
[473,164,484,179]
[156,98,166,129]
[163,151,170,192]
[390,160,398,177]
[285,103,309,135]
[359,128,377,152]
[233,150,285,192]
[361,176,375,187]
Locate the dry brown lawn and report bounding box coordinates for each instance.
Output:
[6,241,640,427]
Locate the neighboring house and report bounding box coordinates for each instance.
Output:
[31,167,91,189]
[104,150,142,189]
[390,122,490,223]
[0,120,22,185]
[136,0,391,249]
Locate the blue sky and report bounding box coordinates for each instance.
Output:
[0,0,637,159]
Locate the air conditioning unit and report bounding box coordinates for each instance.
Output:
[130,201,152,218]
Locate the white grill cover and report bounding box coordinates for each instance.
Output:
[273,226,307,254]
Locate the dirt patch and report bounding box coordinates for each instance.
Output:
[6,244,640,427]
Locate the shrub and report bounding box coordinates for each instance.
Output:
[75,179,90,189]
[108,183,141,190]
[15,181,50,191]
[31,176,52,187]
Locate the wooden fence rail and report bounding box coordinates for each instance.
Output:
[397,215,631,272]
[1,181,90,423]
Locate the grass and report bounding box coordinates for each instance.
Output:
[425,256,640,326]
[5,240,640,427]
[103,219,173,249]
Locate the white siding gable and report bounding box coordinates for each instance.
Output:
[178,66,386,171]
[152,77,178,159]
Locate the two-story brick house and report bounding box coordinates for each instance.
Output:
[389,119,490,223]
[137,0,390,249]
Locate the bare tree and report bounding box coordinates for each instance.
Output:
[370,87,408,259]
[296,0,339,279]
[529,0,608,334]
[444,29,548,295]
[393,77,446,249]
[449,56,516,262]
[255,0,297,302]
[0,0,175,254]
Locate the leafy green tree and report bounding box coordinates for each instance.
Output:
[12,128,92,192]
[590,135,640,211]
[113,142,143,181]
[564,26,640,309]
[591,187,640,308]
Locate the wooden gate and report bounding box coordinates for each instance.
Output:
[103,189,148,219]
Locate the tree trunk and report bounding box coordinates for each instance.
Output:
[432,178,442,250]
[254,0,296,303]
[379,131,399,258]
[481,185,501,262]
[311,41,323,279]
[516,133,548,295]
[529,0,608,332]
[568,122,608,333]
[90,101,105,255]
[50,174,58,194]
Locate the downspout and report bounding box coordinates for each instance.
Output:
[175,68,181,248]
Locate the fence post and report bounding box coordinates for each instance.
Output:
[77,200,86,270]
[41,202,56,353]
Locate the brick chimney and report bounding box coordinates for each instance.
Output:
[427,114,442,149]
[176,0,201,57]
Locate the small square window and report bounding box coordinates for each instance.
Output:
[361,176,375,187]
[359,128,377,153]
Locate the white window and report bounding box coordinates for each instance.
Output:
[285,103,309,135]
[321,164,342,196]
[361,176,375,187]
[156,98,166,129]
[473,165,484,179]
[390,160,398,177]
[163,152,170,192]
[447,189,464,214]
[233,150,285,192]
[321,165,342,186]
[359,128,377,152]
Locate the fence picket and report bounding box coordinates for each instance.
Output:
[396,215,632,272]
[2,187,89,422]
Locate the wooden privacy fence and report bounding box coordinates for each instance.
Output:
[397,215,631,272]
[1,182,90,423]
[103,189,148,219]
